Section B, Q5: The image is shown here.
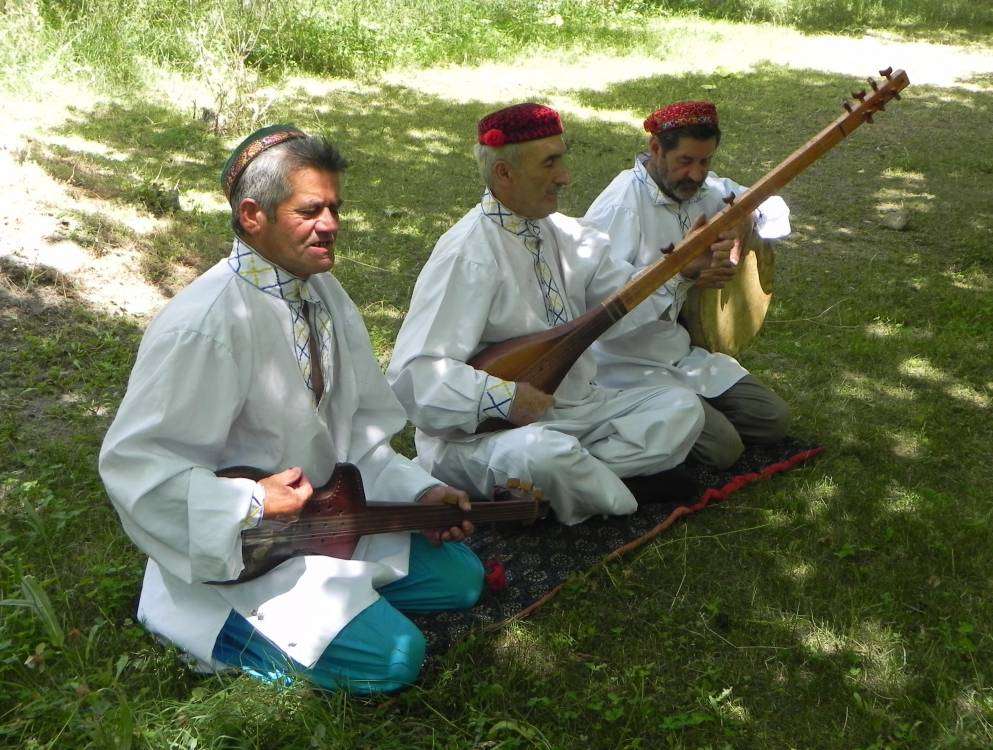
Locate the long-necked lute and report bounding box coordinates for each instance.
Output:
[470,67,910,431]
[210,463,548,584]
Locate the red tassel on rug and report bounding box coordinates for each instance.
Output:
[452,444,826,636]
[691,446,825,512]
[484,559,507,592]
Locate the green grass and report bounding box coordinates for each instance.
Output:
[657,0,993,39]
[3,6,993,749]
[4,0,992,98]
[6,0,666,86]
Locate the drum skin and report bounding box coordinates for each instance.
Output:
[680,236,774,357]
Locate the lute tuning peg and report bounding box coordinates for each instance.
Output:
[722,191,736,205]
[842,100,853,113]
[868,77,879,92]
[852,89,867,101]
[879,66,893,78]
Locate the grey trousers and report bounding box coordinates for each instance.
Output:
[687,375,790,470]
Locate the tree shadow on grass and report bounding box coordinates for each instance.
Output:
[0,256,207,738]
[0,256,146,599]
[383,63,993,745]
[537,63,992,745]
[658,0,993,45]
[10,62,993,746]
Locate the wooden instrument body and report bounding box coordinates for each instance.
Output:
[468,305,616,431]
[466,69,909,420]
[231,463,368,584]
[212,463,547,584]
[681,235,775,357]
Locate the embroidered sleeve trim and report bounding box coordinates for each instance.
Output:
[478,375,517,423]
[657,273,694,322]
[242,482,266,529]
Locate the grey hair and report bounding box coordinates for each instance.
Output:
[651,123,722,153]
[473,142,523,188]
[229,136,348,236]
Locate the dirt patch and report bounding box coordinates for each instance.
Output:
[385,22,993,108]
[3,26,992,327]
[0,84,172,322]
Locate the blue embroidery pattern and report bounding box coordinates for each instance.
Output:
[478,375,515,422]
[480,190,568,326]
[227,238,332,397]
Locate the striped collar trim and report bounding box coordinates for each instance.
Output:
[480,189,542,242]
[226,237,319,304]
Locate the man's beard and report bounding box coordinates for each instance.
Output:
[662,176,703,202]
[647,159,701,203]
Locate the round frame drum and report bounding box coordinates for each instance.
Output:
[680,236,775,357]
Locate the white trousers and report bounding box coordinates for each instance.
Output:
[420,384,705,526]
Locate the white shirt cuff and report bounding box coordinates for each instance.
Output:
[478,374,517,423]
[242,482,266,529]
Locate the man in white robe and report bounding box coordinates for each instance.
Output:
[99,126,482,693]
[584,101,792,469]
[388,103,706,527]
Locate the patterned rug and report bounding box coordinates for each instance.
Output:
[410,437,824,655]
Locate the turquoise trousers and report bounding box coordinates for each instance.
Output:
[211,535,483,694]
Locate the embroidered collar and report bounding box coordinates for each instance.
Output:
[632,153,708,207]
[480,189,542,242]
[227,237,320,304]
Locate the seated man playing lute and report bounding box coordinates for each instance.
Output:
[387,104,708,526]
[100,126,481,693]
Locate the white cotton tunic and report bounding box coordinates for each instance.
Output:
[99,241,439,671]
[387,198,705,524]
[583,155,791,397]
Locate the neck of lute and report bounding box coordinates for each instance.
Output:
[600,97,879,321]
[246,499,543,544]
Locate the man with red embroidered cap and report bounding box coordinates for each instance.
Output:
[388,103,706,526]
[584,100,792,469]
[99,124,483,693]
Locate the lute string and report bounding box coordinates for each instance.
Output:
[243,502,543,545]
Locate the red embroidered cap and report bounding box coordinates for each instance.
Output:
[477,103,563,147]
[643,101,719,134]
